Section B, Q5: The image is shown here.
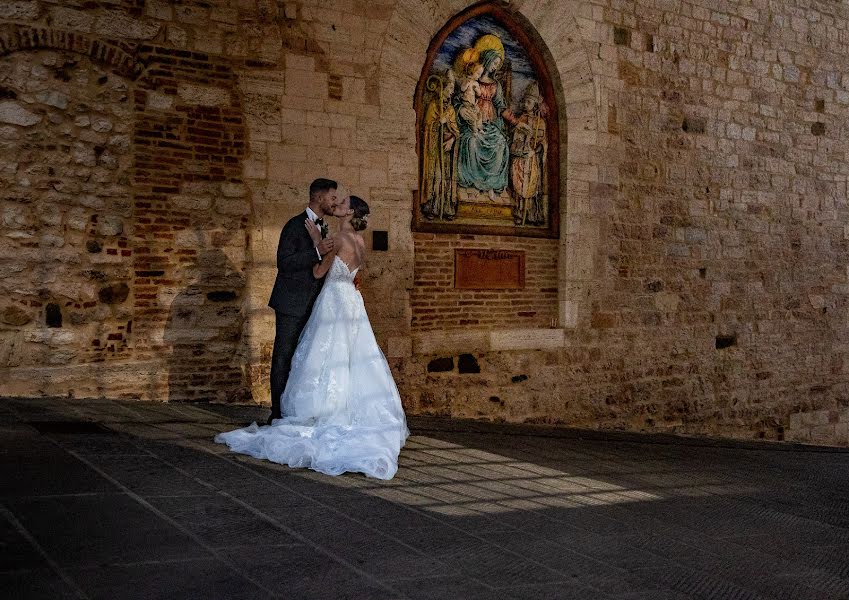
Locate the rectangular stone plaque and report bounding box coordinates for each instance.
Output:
[454,249,525,289]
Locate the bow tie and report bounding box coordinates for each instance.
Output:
[314,218,324,226]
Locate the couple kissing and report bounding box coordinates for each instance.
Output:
[215,178,409,480]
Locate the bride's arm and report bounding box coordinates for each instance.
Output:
[312,242,338,279]
[353,235,366,291]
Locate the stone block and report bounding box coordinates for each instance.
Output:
[654,292,681,312]
[95,12,161,40]
[244,156,267,180]
[788,412,803,430]
[167,24,187,47]
[171,195,212,212]
[25,329,76,345]
[801,410,830,427]
[0,125,20,139]
[245,268,276,312]
[809,424,836,445]
[388,208,412,252]
[213,198,251,216]
[177,84,231,107]
[388,288,410,320]
[145,0,172,20]
[560,300,578,328]
[35,91,68,110]
[146,91,173,112]
[279,124,331,149]
[266,159,316,185]
[360,167,388,187]
[248,226,278,266]
[0,1,40,20]
[835,422,849,446]
[2,205,34,229]
[1,305,31,326]
[0,101,41,126]
[413,331,489,355]
[387,336,412,358]
[325,165,360,187]
[365,206,390,232]
[96,216,123,237]
[285,54,315,72]
[308,111,355,130]
[342,77,366,103]
[490,329,565,352]
[284,70,327,100]
[221,183,247,198]
[194,29,224,55]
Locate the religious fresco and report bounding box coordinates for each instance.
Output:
[415,5,559,238]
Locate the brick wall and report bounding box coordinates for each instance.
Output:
[411,233,558,330]
[132,46,250,401]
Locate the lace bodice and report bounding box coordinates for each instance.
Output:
[327,255,360,283]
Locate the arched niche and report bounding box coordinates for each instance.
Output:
[413,2,561,239]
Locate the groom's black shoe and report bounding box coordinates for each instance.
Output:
[266,413,280,426]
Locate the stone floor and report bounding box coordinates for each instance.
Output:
[2,398,849,600]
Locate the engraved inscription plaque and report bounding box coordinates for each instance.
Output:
[455,249,525,289]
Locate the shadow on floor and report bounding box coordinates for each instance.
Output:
[1,397,848,600]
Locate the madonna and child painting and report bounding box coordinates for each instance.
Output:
[416,8,558,238]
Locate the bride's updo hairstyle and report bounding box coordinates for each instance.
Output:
[349,196,370,232]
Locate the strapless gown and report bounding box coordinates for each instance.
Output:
[215,256,409,480]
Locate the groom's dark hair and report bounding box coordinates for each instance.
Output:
[309,178,337,200]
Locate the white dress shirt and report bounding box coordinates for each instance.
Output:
[305,207,323,261]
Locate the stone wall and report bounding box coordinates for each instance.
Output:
[0,0,848,446]
[0,48,134,370]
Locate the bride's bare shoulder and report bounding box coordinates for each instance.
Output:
[336,230,355,245]
[339,231,364,250]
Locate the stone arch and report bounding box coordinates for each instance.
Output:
[0,25,144,80]
[377,0,604,330]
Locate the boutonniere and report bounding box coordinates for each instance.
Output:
[319,222,329,239]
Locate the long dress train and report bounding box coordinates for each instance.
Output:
[215,257,409,480]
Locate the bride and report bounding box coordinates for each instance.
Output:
[215,195,409,480]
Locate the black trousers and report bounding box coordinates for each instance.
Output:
[269,311,310,419]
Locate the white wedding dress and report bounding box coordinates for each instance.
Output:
[215,256,409,480]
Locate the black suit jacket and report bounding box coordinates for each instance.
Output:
[268,211,324,316]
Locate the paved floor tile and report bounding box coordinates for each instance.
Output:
[68,558,272,600]
[218,544,402,599]
[5,495,211,568]
[3,397,849,599]
[390,575,508,599]
[83,454,215,497]
[0,513,45,572]
[0,437,119,499]
[0,568,81,599]
[148,494,304,549]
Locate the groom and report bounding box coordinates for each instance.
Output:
[267,178,338,424]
